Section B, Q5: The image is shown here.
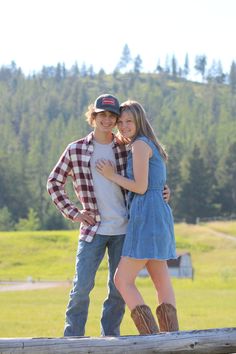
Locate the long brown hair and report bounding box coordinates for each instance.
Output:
[119,100,168,161]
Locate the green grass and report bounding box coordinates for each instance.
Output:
[201,220,236,237]
[0,222,236,337]
[1,281,235,338]
[0,230,79,281]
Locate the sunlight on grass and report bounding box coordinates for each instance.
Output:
[201,221,236,236]
[0,222,236,337]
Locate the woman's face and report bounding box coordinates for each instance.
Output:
[117,111,136,139]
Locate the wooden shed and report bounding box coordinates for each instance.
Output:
[139,252,194,279]
[167,252,193,279]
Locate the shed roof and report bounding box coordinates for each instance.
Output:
[167,252,191,268]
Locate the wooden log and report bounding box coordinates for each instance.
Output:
[0,328,236,354]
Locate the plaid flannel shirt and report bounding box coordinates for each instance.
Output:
[47,131,128,242]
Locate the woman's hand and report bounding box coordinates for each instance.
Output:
[96,159,116,180]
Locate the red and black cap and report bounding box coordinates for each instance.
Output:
[94,94,120,116]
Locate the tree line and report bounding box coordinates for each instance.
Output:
[2,44,236,89]
[0,58,235,230]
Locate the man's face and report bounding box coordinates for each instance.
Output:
[94,111,118,133]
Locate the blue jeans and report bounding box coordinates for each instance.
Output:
[64,234,125,336]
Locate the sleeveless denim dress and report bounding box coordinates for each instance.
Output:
[121,136,177,260]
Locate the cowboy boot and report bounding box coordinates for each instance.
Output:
[156,303,179,332]
[131,304,159,335]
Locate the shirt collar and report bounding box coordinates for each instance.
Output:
[85,131,94,144]
[85,131,130,151]
[86,131,116,145]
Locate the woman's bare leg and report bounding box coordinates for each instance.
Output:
[146,260,176,307]
[114,257,147,310]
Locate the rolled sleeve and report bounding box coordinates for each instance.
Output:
[47,146,79,220]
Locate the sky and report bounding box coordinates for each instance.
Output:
[0,0,236,76]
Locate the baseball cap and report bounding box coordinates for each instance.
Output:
[94,94,120,116]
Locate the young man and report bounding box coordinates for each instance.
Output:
[47,93,170,337]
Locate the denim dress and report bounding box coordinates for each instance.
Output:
[121,136,177,260]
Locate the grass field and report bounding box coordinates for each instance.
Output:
[0,221,236,337]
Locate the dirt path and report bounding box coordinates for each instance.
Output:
[0,281,71,292]
[201,226,236,243]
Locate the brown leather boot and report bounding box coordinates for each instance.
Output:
[156,303,179,332]
[131,304,159,335]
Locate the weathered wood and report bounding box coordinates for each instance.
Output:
[0,328,236,354]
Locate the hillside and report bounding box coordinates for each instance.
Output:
[0,70,236,230]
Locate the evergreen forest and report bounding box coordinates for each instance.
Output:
[0,52,236,230]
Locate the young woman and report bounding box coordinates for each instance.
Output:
[96,100,179,335]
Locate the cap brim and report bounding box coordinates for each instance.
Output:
[94,107,120,115]
[94,108,105,113]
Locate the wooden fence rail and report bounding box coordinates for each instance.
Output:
[0,327,236,354]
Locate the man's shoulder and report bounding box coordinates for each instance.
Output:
[67,132,93,151]
[113,140,129,155]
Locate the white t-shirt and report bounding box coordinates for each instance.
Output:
[90,141,128,235]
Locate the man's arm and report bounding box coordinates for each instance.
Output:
[47,146,95,225]
[163,184,170,202]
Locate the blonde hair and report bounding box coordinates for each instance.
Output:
[85,103,119,127]
[119,100,168,161]
[85,104,97,127]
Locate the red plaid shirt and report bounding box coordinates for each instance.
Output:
[47,132,128,242]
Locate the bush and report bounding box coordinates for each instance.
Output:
[0,207,14,231]
[15,208,40,231]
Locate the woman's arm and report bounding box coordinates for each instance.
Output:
[96,140,152,194]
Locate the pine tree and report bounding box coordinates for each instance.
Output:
[207,60,225,84]
[218,142,236,213]
[183,53,189,78]
[133,55,142,74]
[166,141,183,218]
[194,55,207,81]
[117,44,132,71]
[70,61,79,77]
[0,207,14,231]
[164,54,170,74]
[229,61,236,92]
[15,208,40,231]
[178,145,216,223]
[156,59,164,73]
[171,55,177,77]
